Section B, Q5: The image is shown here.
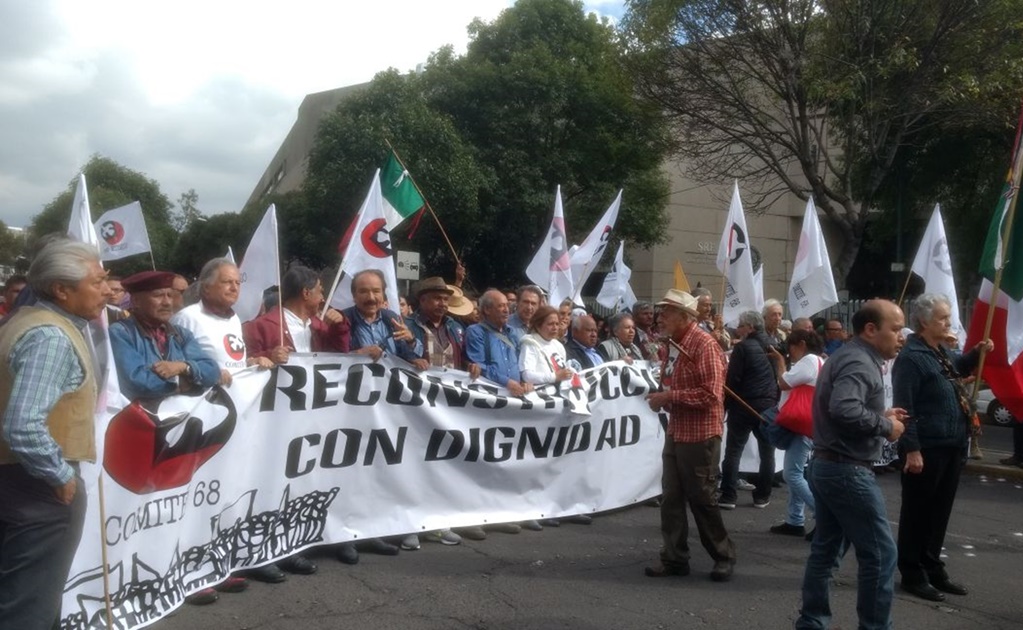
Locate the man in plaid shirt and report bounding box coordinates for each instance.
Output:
[644,289,736,582]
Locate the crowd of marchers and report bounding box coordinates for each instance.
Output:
[0,234,1015,630]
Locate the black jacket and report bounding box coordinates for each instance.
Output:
[893,334,981,452]
[565,338,600,370]
[726,330,780,414]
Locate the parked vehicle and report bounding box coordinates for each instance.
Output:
[977,389,1018,427]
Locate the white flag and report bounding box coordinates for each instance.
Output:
[526,186,575,306]
[715,181,759,326]
[225,246,236,264]
[235,205,280,322]
[326,171,401,313]
[93,201,152,262]
[569,190,622,305]
[67,174,97,249]
[787,198,839,320]
[596,242,637,311]
[64,173,124,416]
[910,203,964,344]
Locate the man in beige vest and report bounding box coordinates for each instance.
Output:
[0,239,110,630]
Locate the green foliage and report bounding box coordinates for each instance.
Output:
[168,211,260,279]
[171,189,204,232]
[622,0,1023,290]
[0,221,27,269]
[302,0,671,289]
[30,155,176,275]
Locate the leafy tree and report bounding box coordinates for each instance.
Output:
[30,155,177,274]
[425,0,671,286]
[0,220,27,269]
[301,0,671,289]
[168,211,261,279]
[303,70,488,279]
[171,188,204,232]
[622,0,1023,288]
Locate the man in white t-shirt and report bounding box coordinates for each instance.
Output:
[170,258,278,588]
[171,258,273,386]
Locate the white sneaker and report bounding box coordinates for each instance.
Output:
[400,534,421,550]
[737,479,756,491]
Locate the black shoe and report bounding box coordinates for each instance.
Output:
[563,514,593,525]
[336,543,359,565]
[243,564,287,583]
[644,563,690,578]
[804,527,816,542]
[901,581,945,602]
[770,522,806,536]
[278,555,317,575]
[185,588,219,605]
[362,538,400,556]
[931,578,968,596]
[710,559,735,582]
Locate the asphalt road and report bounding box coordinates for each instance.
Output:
[155,457,1023,630]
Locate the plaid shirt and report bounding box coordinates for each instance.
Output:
[662,321,726,443]
[1,301,87,486]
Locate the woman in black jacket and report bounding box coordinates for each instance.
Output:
[893,293,992,602]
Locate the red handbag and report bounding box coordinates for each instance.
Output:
[775,385,815,437]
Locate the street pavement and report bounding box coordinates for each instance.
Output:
[157,428,1023,630]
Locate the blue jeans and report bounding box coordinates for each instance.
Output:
[796,459,896,630]
[784,436,814,526]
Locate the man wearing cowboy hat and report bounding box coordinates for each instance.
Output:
[644,289,736,583]
[399,277,486,547]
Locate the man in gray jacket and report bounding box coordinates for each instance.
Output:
[796,300,908,630]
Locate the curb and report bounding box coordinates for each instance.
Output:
[964,461,1023,482]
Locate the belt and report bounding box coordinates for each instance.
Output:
[812,449,873,470]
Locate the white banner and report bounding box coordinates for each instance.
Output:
[60,356,664,629]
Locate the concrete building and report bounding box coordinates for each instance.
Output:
[247,84,839,308]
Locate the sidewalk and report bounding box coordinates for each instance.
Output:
[964,446,1023,481]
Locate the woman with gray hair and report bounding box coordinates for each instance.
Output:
[597,312,643,363]
[892,293,992,602]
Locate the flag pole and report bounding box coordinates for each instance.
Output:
[96,473,117,628]
[667,337,764,422]
[384,139,461,266]
[149,250,157,272]
[971,112,1023,400]
[274,210,284,344]
[896,269,913,308]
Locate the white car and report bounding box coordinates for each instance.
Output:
[976,389,1018,427]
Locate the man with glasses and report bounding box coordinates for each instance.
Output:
[823,319,846,356]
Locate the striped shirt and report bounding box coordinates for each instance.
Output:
[662,321,726,443]
[1,301,87,486]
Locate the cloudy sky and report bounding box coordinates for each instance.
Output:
[0,0,625,229]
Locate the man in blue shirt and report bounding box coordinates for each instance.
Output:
[506,285,543,346]
[342,270,421,363]
[465,290,532,397]
[109,271,221,400]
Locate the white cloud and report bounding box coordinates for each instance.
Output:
[0,0,624,229]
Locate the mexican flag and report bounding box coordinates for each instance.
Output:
[379,151,425,230]
[967,165,1023,420]
[337,152,425,254]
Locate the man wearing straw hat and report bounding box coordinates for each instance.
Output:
[643,289,736,583]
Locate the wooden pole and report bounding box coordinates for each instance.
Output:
[667,337,765,423]
[96,473,116,629]
[384,140,461,266]
[896,269,913,308]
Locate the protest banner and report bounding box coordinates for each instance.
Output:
[59,356,664,629]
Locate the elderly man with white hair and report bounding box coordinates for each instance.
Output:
[892,293,992,602]
[0,240,111,629]
[762,298,787,351]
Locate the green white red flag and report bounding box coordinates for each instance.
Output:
[967,108,1023,419]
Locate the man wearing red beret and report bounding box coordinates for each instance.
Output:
[110,271,221,400]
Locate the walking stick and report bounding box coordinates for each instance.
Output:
[666,337,766,423]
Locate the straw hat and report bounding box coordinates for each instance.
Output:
[446,284,474,317]
[655,289,699,317]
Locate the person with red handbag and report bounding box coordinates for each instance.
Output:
[768,329,825,538]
